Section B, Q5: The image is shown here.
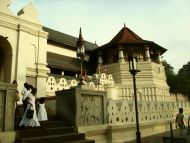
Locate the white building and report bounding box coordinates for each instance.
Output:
[0,1,190,143]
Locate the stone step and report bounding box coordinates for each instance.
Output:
[16,127,76,138]
[15,120,71,130]
[64,139,95,143]
[15,133,86,143]
[14,107,94,143]
[15,105,25,117]
[45,120,73,127]
[15,116,23,123]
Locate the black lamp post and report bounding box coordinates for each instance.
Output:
[76,27,86,85]
[128,48,141,143]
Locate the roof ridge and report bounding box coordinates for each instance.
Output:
[126,27,143,40]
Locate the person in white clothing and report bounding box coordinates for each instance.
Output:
[12,80,20,107]
[21,83,27,96]
[19,88,40,128]
[37,97,48,129]
[21,83,30,111]
[187,115,190,134]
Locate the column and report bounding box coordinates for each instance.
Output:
[156,51,161,64]
[97,51,103,74]
[118,45,124,63]
[98,51,103,65]
[36,30,49,97]
[144,46,151,61]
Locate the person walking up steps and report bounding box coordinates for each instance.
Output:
[12,80,20,107]
[21,83,30,111]
[19,88,40,128]
[37,97,48,129]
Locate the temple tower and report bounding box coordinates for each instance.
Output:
[90,25,169,101]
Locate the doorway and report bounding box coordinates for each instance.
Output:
[0,36,12,83]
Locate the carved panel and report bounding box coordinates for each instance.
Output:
[107,100,190,124]
[80,94,103,124]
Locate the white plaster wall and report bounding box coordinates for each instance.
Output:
[16,30,32,90]
[0,14,18,83]
[17,28,48,97]
[18,31,35,67]
[0,9,48,97]
[47,44,77,58]
[78,121,174,143]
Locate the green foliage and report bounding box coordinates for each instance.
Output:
[162,60,190,98]
[178,62,190,98]
[162,60,178,93]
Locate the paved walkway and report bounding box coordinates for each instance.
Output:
[127,128,190,143]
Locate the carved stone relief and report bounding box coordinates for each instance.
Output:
[80,95,103,124]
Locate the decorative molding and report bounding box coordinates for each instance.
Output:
[26,67,37,77]
[0,12,48,38]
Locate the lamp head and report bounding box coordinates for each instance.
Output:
[76,27,85,58]
[128,48,140,74]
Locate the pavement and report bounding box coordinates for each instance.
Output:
[127,128,190,143]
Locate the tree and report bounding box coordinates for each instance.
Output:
[162,60,178,93]
[177,62,190,98]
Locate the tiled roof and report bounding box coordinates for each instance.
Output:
[95,26,167,54]
[43,27,98,51]
[109,26,143,44]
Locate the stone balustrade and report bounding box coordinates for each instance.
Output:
[118,86,169,101]
[46,73,114,96]
[46,74,189,104]
[117,85,189,103]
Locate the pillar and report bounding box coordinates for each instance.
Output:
[35,30,49,97]
[118,45,124,63]
[98,51,103,65]
[156,51,161,64]
[144,46,151,61]
[97,51,103,74]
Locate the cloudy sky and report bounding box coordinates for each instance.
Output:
[10,0,190,73]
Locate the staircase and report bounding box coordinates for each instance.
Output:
[15,106,95,143]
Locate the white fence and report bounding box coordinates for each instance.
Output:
[108,100,190,124]
[46,73,114,96]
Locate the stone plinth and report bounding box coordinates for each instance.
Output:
[0,83,16,132]
[56,86,107,126]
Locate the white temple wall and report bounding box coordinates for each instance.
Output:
[79,121,173,143]
[0,13,18,83]
[107,100,190,125]
[15,23,48,97]
[45,73,190,143]
[47,43,76,58]
[103,61,167,86]
[0,5,49,97]
[45,73,187,103]
[78,99,190,143]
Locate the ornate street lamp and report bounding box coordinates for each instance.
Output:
[76,27,86,85]
[128,48,141,143]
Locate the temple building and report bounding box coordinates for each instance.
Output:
[0,1,190,143]
[90,24,169,101]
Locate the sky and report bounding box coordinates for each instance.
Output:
[9,0,190,73]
